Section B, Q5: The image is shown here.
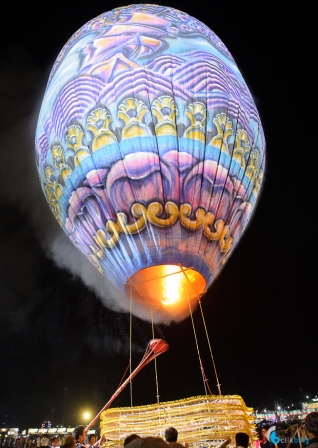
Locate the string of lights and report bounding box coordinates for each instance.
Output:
[100,395,256,447]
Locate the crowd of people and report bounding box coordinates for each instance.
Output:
[64,425,249,448]
[255,412,318,448]
[6,411,318,448]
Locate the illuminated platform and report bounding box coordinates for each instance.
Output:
[100,395,256,447]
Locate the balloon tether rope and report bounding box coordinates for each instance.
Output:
[116,362,131,390]
[178,264,217,395]
[129,283,133,407]
[198,297,221,395]
[185,279,210,395]
[151,309,160,405]
[151,308,162,436]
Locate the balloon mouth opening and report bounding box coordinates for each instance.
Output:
[124,265,206,312]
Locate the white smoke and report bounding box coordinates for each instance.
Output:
[0,50,175,325]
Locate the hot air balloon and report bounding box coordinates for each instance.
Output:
[35,4,265,320]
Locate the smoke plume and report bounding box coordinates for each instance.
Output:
[0,47,175,328]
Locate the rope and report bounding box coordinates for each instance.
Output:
[116,361,131,390]
[198,298,222,395]
[285,427,299,448]
[186,287,211,396]
[151,309,160,405]
[151,309,162,437]
[129,283,133,407]
[86,339,169,429]
[178,264,213,396]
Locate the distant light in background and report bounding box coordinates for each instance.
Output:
[83,412,90,425]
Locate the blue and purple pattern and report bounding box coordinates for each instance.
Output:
[36,4,265,300]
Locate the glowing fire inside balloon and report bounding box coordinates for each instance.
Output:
[125,265,206,316]
[161,266,183,305]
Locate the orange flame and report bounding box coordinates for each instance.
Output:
[161,266,183,305]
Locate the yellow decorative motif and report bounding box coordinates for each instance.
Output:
[93,227,118,252]
[210,113,233,154]
[45,166,63,200]
[183,102,206,142]
[86,107,117,151]
[232,129,250,168]
[89,233,107,257]
[118,98,152,139]
[221,249,231,265]
[147,202,179,227]
[44,166,63,224]
[253,169,263,197]
[151,96,178,136]
[88,252,104,273]
[92,204,148,255]
[180,204,205,230]
[44,184,61,225]
[204,212,233,255]
[113,203,147,235]
[89,201,235,262]
[245,148,261,181]
[66,125,90,166]
[51,145,72,181]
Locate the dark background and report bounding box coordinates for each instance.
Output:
[0,0,315,429]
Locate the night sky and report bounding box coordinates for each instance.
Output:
[0,0,315,431]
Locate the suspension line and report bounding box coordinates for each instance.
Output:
[198,298,222,395]
[151,308,162,437]
[129,283,133,407]
[186,286,212,395]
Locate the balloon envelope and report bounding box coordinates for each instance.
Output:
[35,5,265,319]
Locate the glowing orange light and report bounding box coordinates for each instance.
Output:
[125,265,206,316]
[161,266,182,305]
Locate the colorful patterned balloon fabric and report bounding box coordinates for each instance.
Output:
[36,5,265,312]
